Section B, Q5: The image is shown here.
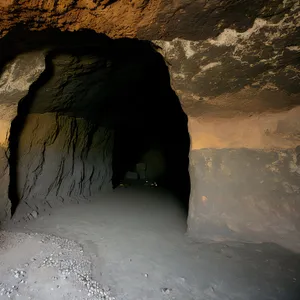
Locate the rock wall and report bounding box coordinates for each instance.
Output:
[188,149,300,251]
[0,50,116,224]
[0,52,46,226]
[12,113,113,222]
[151,3,300,250]
[186,110,300,251]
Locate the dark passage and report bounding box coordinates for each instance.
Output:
[1,29,190,219]
[110,41,190,211]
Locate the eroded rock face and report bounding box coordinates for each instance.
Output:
[154,2,300,116]
[188,149,300,251]
[0,35,190,223]
[0,52,46,224]
[11,113,113,223]
[0,0,298,41]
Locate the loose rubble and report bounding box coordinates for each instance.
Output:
[0,231,114,300]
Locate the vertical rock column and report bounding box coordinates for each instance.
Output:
[0,53,45,224]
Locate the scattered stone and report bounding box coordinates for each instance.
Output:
[31,211,38,219]
[161,287,172,294]
[0,231,115,300]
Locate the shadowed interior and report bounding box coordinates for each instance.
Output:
[1,29,190,219]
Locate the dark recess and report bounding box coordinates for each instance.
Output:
[2,28,191,215]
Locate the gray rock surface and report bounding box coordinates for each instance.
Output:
[12,113,113,223]
[188,148,300,251]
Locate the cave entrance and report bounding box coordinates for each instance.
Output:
[3,29,190,222]
[110,45,191,211]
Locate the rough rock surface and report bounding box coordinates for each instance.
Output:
[188,149,300,251]
[188,106,300,150]
[0,0,299,41]
[154,0,300,115]
[12,114,113,223]
[0,52,46,225]
[1,1,299,110]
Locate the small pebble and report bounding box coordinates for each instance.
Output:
[31,211,38,218]
[161,287,172,294]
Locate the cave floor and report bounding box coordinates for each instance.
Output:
[1,186,300,300]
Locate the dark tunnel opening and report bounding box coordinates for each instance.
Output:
[110,42,191,211]
[2,29,191,220]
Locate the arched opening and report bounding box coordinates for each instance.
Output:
[2,29,190,222]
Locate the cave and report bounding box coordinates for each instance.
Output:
[0,1,300,299]
[2,29,190,222]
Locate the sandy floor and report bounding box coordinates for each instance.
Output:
[1,186,300,299]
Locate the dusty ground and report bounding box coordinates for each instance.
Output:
[1,186,300,300]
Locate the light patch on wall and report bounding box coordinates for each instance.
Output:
[201,62,221,72]
[286,45,300,52]
[192,62,222,79]
[0,104,18,121]
[0,120,10,147]
[0,104,17,146]
[188,111,300,151]
[201,195,208,205]
[261,83,279,91]
[208,18,267,47]
[181,40,196,59]
[153,38,203,60]
[172,72,186,79]
[0,0,13,8]
[206,0,300,65]
[289,153,300,175]
[265,152,287,174]
[153,40,177,59]
[282,181,300,194]
[0,52,45,95]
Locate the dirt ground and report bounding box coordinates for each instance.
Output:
[1,186,300,300]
